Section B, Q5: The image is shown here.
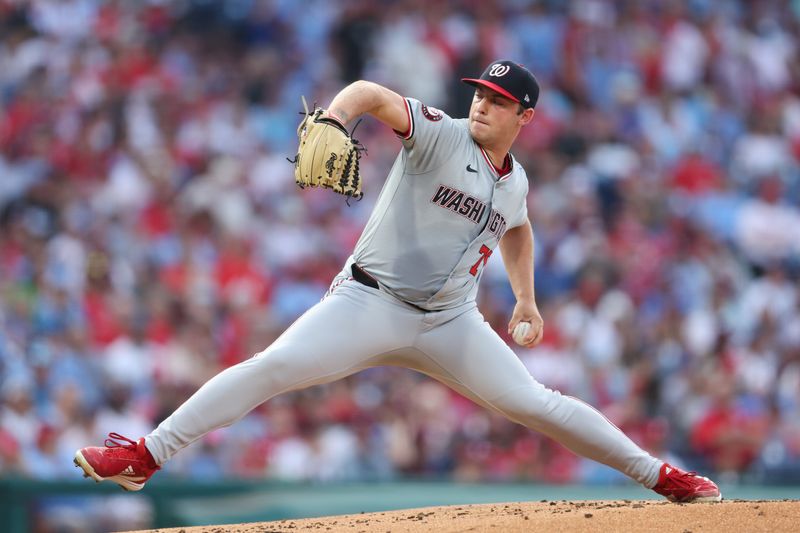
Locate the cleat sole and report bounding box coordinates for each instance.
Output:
[73,449,146,492]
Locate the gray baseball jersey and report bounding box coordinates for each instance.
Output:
[352,98,528,310]
[144,96,662,490]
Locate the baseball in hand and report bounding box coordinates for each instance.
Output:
[512,322,531,345]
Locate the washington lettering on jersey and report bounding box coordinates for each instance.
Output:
[430,184,487,224]
[485,208,507,239]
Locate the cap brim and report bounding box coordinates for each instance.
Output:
[461,78,520,104]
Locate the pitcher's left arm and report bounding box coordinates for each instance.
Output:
[498,219,543,347]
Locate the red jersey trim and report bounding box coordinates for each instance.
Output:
[479,146,513,180]
[393,97,414,140]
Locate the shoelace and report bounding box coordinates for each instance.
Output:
[104,432,138,450]
[674,470,701,481]
[661,468,709,491]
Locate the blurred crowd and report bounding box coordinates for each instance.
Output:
[2,0,800,510]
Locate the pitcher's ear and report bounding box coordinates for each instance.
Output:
[519,108,535,126]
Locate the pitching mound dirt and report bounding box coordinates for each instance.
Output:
[125,499,798,533]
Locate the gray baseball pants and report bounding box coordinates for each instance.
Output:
[145,279,661,487]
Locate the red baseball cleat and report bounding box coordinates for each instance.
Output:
[74,433,160,491]
[652,463,722,503]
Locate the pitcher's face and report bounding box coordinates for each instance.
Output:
[468,87,533,147]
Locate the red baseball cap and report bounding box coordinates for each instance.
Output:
[462,60,540,109]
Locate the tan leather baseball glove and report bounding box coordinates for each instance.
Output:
[292,97,364,200]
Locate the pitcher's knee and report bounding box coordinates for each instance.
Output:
[492,385,564,428]
[246,346,309,391]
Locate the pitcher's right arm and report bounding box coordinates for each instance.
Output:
[327,81,409,134]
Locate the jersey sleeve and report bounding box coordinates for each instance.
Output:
[394,97,464,175]
[507,171,530,229]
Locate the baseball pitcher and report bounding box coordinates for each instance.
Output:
[74,60,721,503]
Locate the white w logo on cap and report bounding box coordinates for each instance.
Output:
[488,64,510,77]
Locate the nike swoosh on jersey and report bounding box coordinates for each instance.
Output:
[466,164,477,173]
